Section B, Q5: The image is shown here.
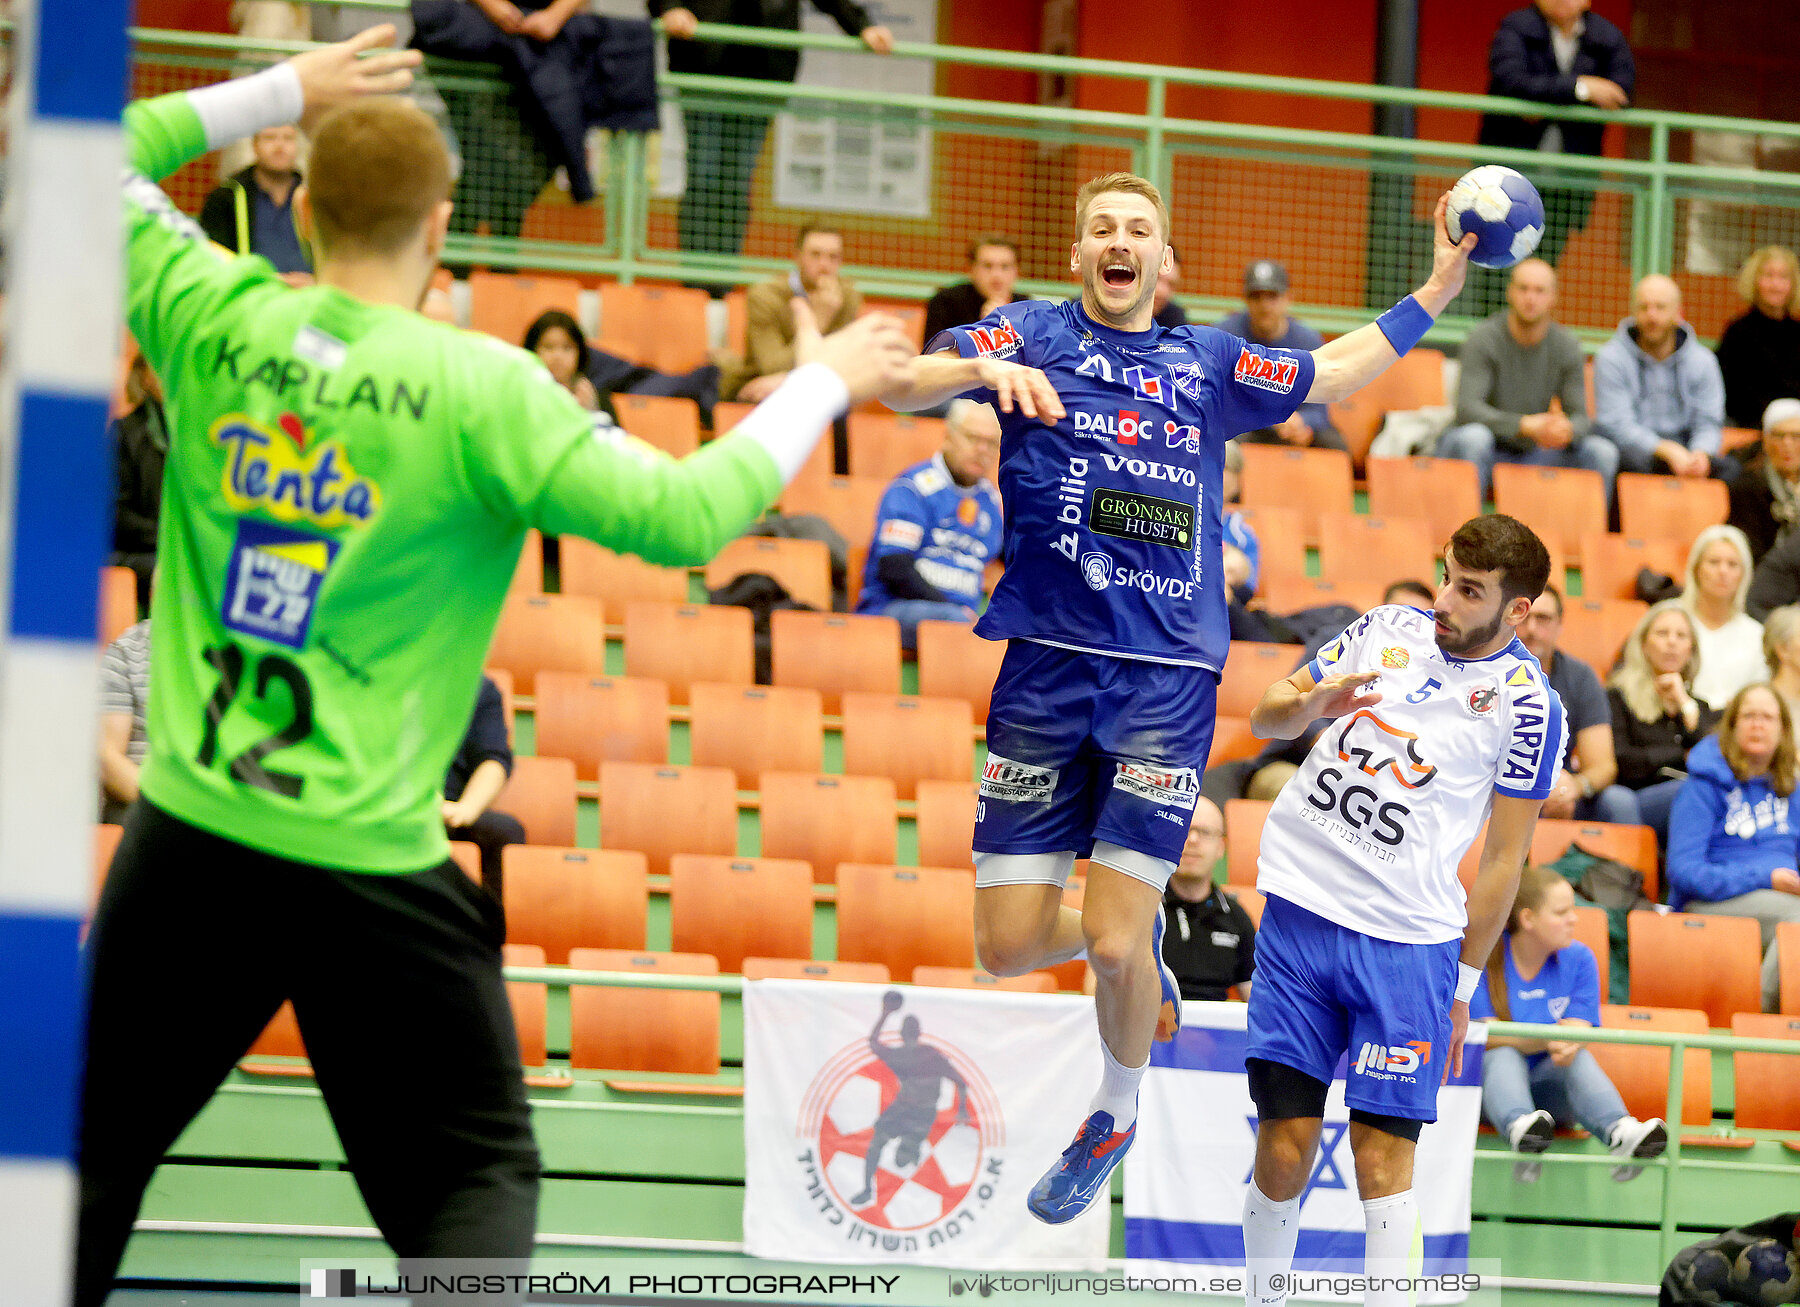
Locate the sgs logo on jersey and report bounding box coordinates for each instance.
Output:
[1300,710,1438,850]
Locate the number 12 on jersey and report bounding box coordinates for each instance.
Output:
[196,642,316,798]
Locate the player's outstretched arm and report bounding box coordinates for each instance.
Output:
[1304,193,1478,405]
[878,349,1065,421]
[1448,793,1542,1078]
[1249,667,1382,740]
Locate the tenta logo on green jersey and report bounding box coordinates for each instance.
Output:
[213,411,382,530]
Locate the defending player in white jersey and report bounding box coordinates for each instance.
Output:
[1241,514,1567,1307]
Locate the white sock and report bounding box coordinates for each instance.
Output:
[1087,1038,1146,1130]
[1363,1190,1420,1307]
[1243,1177,1300,1307]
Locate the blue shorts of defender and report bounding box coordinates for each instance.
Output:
[973,640,1217,868]
[1245,894,1459,1122]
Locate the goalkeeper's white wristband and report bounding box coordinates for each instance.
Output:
[733,363,851,484]
[1455,962,1483,1005]
[188,63,304,151]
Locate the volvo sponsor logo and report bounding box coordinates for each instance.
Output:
[1097,453,1197,486]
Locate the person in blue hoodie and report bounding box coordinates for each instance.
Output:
[1594,274,1735,483]
[1666,683,1800,1011]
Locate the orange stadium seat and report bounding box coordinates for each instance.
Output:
[1224,799,1271,887]
[861,299,927,350]
[510,529,544,595]
[840,693,974,800]
[669,855,814,974]
[1530,818,1659,903]
[502,943,569,1084]
[1326,347,1446,470]
[599,761,738,876]
[92,824,124,905]
[1317,513,1438,590]
[742,957,890,983]
[1258,575,1385,617]
[1364,457,1480,553]
[1589,1004,1711,1127]
[915,621,1007,725]
[531,672,670,779]
[1046,876,1088,992]
[1493,464,1606,556]
[1577,533,1689,603]
[758,771,897,885]
[769,610,901,714]
[1557,598,1646,679]
[240,1001,310,1077]
[1730,1013,1800,1132]
[1209,717,1262,767]
[496,755,579,847]
[613,394,702,459]
[488,593,606,695]
[622,602,754,705]
[1224,885,1266,931]
[711,400,754,434]
[836,864,976,977]
[449,841,483,883]
[1218,642,1303,718]
[502,845,648,963]
[559,539,691,607]
[1782,922,1800,1015]
[688,682,824,789]
[780,475,887,557]
[468,271,582,347]
[914,779,977,872]
[599,283,712,374]
[1571,905,1611,989]
[1235,505,1306,588]
[99,566,138,646]
[1628,911,1762,1027]
[1238,444,1354,546]
[1616,473,1728,553]
[704,537,833,612]
[913,967,1058,993]
[567,949,721,1075]
[846,413,946,481]
[723,289,748,356]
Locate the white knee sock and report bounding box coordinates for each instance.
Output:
[1243,1177,1300,1307]
[1087,1038,1146,1129]
[1363,1190,1420,1307]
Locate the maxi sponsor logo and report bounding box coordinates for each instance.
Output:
[1232,348,1300,394]
[1087,487,1193,549]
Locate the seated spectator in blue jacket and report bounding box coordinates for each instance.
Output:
[1473,865,1666,1183]
[1215,261,1346,453]
[1667,683,1800,1011]
[855,400,1002,651]
[445,675,526,900]
[1594,275,1733,480]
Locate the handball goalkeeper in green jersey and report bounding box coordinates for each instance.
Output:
[79,30,912,1304]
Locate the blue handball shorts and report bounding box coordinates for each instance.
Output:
[972,640,1217,867]
[1245,894,1460,1122]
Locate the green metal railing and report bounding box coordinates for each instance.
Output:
[123,17,1800,343]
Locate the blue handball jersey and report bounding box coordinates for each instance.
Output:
[856,453,1004,612]
[928,300,1315,670]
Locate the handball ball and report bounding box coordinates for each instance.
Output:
[1446,165,1546,269]
[1728,1239,1800,1307]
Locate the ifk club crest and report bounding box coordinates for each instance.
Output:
[795,991,1006,1246]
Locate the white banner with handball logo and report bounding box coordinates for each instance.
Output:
[743,979,1109,1269]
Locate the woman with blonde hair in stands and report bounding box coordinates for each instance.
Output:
[1471,864,1665,1184]
[1679,523,1765,708]
[1609,599,1721,845]
[1763,605,1800,727]
[1666,683,1800,1012]
[1715,245,1800,431]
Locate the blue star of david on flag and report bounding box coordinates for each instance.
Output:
[1245,1117,1351,1208]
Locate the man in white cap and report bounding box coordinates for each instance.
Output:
[1216,260,1347,452]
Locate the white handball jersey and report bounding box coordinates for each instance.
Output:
[1255,605,1568,945]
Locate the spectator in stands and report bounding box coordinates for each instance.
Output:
[1477,0,1634,273]
[855,399,1002,651]
[1609,599,1721,845]
[1715,246,1800,432]
[109,352,166,605]
[523,309,600,412]
[1520,585,1639,824]
[444,674,525,900]
[98,616,151,826]
[1158,797,1256,1003]
[1153,243,1186,329]
[198,124,312,281]
[1728,399,1800,563]
[1473,864,1665,1184]
[655,0,893,258]
[1437,258,1615,502]
[1764,606,1800,728]
[728,224,863,404]
[1594,274,1732,481]
[1666,683,1800,1011]
[1215,261,1346,453]
[923,237,1026,344]
[1223,440,1260,606]
[1680,525,1765,708]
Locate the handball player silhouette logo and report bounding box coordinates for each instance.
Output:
[802,990,1000,1233]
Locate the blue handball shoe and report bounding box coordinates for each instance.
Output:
[1026,1110,1136,1224]
[1152,907,1181,1042]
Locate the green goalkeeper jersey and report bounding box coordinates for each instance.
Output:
[124,91,783,871]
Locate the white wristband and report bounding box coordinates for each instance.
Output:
[732,362,851,484]
[188,63,304,151]
[1455,962,1482,1005]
